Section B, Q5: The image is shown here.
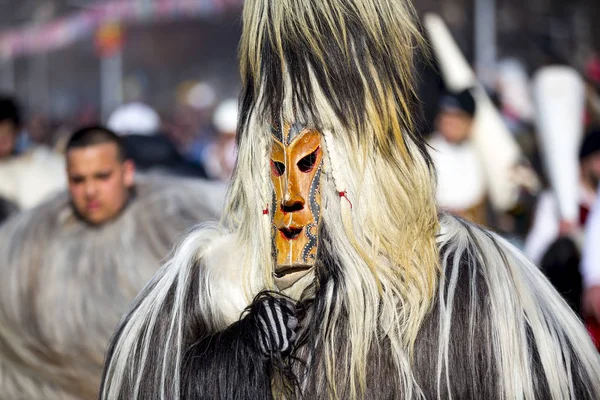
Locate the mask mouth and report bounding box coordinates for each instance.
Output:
[278,226,303,240]
[274,264,312,278]
[273,264,314,290]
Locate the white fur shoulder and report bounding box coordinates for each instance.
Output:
[199,232,256,328]
[0,148,66,209]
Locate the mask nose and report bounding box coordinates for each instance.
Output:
[281,194,305,213]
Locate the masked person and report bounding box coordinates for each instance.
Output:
[0,95,66,209]
[107,102,209,179]
[100,1,600,399]
[0,125,225,400]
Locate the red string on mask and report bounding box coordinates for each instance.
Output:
[339,191,353,209]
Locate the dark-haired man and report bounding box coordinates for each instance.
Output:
[0,125,225,399]
[428,89,488,224]
[107,102,209,179]
[0,96,20,158]
[66,126,135,225]
[519,128,600,325]
[526,128,600,267]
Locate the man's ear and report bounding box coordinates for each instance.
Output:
[123,159,136,188]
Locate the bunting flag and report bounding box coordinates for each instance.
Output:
[0,0,244,60]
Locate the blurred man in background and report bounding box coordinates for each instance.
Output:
[66,126,136,225]
[578,129,600,324]
[107,102,208,178]
[0,95,65,210]
[0,97,18,158]
[585,57,600,129]
[203,98,238,181]
[0,125,225,400]
[428,89,488,224]
[525,128,600,267]
[523,128,600,316]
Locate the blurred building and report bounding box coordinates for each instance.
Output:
[0,0,243,127]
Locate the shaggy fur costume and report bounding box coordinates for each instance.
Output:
[0,176,224,399]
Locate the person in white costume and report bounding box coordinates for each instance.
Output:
[428,89,487,225]
[0,95,65,210]
[582,187,600,321]
[203,98,238,181]
[578,129,600,322]
[525,129,600,266]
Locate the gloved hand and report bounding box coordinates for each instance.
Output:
[180,293,299,399]
[247,294,298,357]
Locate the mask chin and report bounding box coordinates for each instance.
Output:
[276,267,316,299]
[274,264,314,289]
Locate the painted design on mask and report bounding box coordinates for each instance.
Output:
[270,122,323,290]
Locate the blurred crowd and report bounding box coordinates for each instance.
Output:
[1,56,600,233]
[424,52,600,341]
[2,54,600,257]
[3,93,239,183]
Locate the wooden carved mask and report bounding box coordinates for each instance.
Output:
[270,122,323,290]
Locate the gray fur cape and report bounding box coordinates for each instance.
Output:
[0,176,224,399]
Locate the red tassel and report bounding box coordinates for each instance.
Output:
[339,191,353,209]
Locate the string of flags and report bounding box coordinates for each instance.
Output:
[0,0,244,60]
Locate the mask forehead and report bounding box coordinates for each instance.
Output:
[272,121,306,146]
[270,122,323,290]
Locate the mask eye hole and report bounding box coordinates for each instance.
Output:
[297,147,320,173]
[271,160,285,176]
